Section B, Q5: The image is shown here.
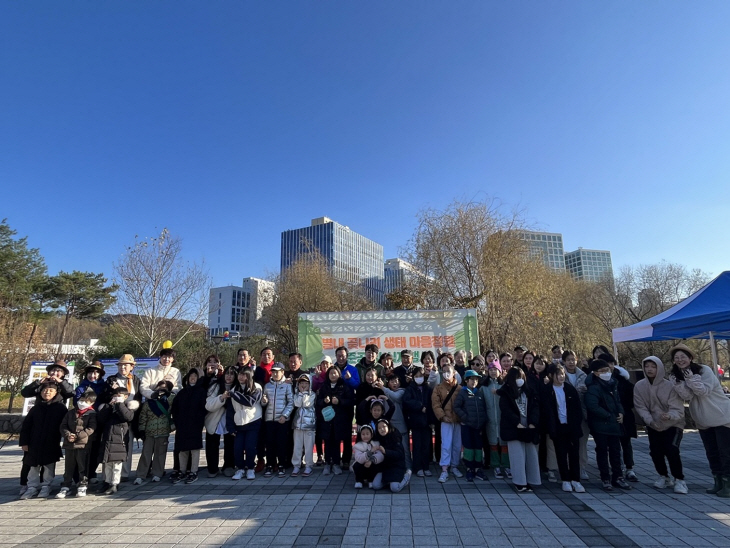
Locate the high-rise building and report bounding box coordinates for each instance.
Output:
[281,217,385,303]
[564,248,613,282]
[384,258,419,295]
[516,230,566,271]
[208,277,274,337]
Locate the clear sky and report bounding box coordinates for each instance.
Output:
[2,2,729,287]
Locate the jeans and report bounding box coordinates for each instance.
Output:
[234,421,261,470]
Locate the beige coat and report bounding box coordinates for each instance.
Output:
[633,356,685,431]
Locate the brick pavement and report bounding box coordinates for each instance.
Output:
[0,431,729,547]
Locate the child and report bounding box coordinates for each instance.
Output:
[372,419,411,492]
[97,386,138,495]
[453,370,488,481]
[481,361,510,479]
[291,375,316,477]
[262,364,293,478]
[634,356,686,493]
[74,362,106,408]
[57,391,98,498]
[431,363,463,483]
[403,364,435,477]
[497,367,541,493]
[230,368,263,481]
[134,380,175,484]
[19,381,68,499]
[316,366,355,475]
[544,364,585,493]
[171,368,207,484]
[584,359,631,491]
[352,424,384,488]
[383,374,411,471]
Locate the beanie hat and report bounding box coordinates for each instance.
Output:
[589,359,610,373]
[487,360,502,373]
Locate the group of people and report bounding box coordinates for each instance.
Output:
[17,341,730,499]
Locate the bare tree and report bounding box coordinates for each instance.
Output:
[112,229,212,356]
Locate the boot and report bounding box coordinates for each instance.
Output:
[717,476,730,498]
[706,474,723,494]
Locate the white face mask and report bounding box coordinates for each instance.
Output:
[515,378,525,388]
[442,371,453,381]
[414,377,424,385]
[599,372,612,382]
[77,401,92,410]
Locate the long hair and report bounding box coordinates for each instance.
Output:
[503,366,527,395]
[670,360,702,381]
[238,367,256,393]
[216,365,240,393]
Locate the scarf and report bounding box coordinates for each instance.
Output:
[259,361,274,384]
[77,406,94,417]
[150,396,170,417]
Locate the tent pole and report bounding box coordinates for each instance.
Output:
[612,342,619,365]
[709,331,719,374]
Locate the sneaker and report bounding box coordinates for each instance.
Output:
[602,480,613,491]
[278,468,286,478]
[354,482,363,489]
[133,477,143,485]
[103,484,118,495]
[571,481,585,493]
[291,467,300,477]
[232,470,245,481]
[494,467,503,479]
[316,456,324,466]
[76,486,87,497]
[333,464,343,475]
[172,473,185,484]
[19,485,27,497]
[152,475,161,482]
[246,469,255,480]
[438,471,449,483]
[20,487,37,500]
[516,485,533,493]
[55,487,70,499]
[625,469,638,482]
[424,469,433,477]
[185,472,198,484]
[38,486,51,498]
[475,469,487,481]
[323,465,332,476]
[580,469,590,480]
[547,470,558,483]
[302,467,312,477]
[264,467,273,478]
[673,479,688,494]
[207,470,219,478]
[451,466,463,478]
[505,468,512,479]
[223,467,236,477]
[466,470,475,482]
[562,481,572,492]
[416,470,425,478]
[403,469,412,484]
[612,478,632,490]
[654,476,671,489]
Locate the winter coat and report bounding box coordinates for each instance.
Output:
[453,386,488,430]
[97,400,138,464]
[613,369,637,438]
[355,383,385,425]
[292,389,317,431]
[19,393,67,466]
[402,382,435,429]
[374,428,407,483]
[228,384,263,429]
[481,379,503,445]
[584,376,624,437]
[338,362,361,391]
[383,387,408,434]
[633,357,685,432]
[497,383,540,444]
[74,378,106,407]
[263,379,294,422]
[356,358,383,383]
[205,382,233,434]
[109,373,144,436]
[672,363,730,429]
[543,383,584,440]
[431,380,461,424]
[316,378,355,440]
[140,363,183,399]
[138,395,175,438]
[353,440,384,465]
[21,379,74,401]
[171,384,207,452]
[563,367,588,395]
[60,407,97,449]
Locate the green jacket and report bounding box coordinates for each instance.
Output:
[138,395,175,438]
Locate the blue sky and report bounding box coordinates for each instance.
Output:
[2,2,729,287]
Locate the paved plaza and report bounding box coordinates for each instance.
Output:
[0,431,729,547]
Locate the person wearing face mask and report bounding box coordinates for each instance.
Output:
[134,381,175,485]
[584,359,631,491]
[56,391,98,499]
[170,368,208,484]
[431,363,464,482]
[403,365,435,477]
[497,367,541,492]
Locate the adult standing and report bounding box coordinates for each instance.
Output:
[115,354,143,482]
[140,348,182,398]
[432,363,463,482]
[253,347,284,472]
[670,344,730,498]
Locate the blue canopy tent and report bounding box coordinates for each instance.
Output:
[612,271,730,368]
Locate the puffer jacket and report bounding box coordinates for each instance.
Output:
[228,383,263,428]
[138,395,175,438]
[97,400,138,464]
[431,380,461,423]
[633,356,685,432]
[585,376,624,436]
[60,407,97,449]
[453,386,488,430]
[292,388,317,431]
[263,379,294,422]
[205,382,233,434]
[481,378,503,445]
